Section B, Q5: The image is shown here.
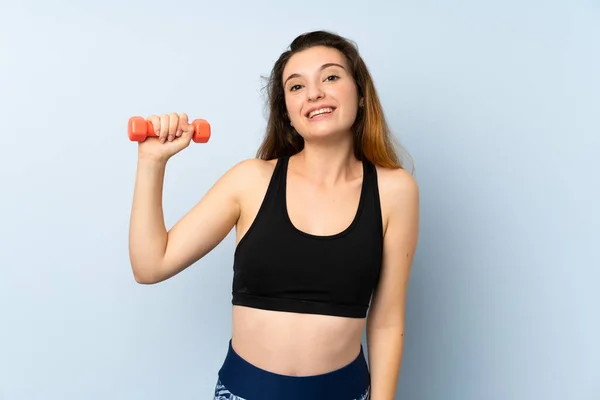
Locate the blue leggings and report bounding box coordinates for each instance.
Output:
[213,339,370,400]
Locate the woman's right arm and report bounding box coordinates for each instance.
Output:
[129,157,245,284]
[129,157,250,284]
[128,112,245,284]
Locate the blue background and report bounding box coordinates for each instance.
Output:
[1,0,598,398]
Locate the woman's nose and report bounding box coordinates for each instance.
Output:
[306,84,325,101]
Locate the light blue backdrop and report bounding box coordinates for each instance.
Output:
[1,1,598,399]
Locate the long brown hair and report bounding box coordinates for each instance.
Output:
[256,30,413,172]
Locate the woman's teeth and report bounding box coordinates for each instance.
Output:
[308,108,334,118]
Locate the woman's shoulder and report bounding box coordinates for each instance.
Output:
[219,157,278,195]
[374,165,418,196]
[227,157,278,181]
[373,165,419,229]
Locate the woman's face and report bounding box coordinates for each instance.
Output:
[282,46,361,142]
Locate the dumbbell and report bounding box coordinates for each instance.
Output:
[127,116,211,143]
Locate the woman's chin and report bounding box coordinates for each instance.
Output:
[301,128,353,143]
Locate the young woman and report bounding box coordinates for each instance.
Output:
[129,30,419,400]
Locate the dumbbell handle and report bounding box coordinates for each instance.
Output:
[128,116,211,143]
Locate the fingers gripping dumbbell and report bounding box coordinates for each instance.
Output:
[127,116,211,143]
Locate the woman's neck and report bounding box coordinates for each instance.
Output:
[290,138,360,186]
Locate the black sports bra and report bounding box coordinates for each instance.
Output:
[231,156,384,318]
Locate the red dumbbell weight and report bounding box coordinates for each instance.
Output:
[127,116,211,143]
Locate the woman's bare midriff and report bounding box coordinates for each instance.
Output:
[231,305,366,376]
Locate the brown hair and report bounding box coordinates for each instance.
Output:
[256,30,413,172]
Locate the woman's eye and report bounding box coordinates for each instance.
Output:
[289,75,338,91]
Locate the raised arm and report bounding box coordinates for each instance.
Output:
[128,112,246,284]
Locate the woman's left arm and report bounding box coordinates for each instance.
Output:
[366,169,420,400]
